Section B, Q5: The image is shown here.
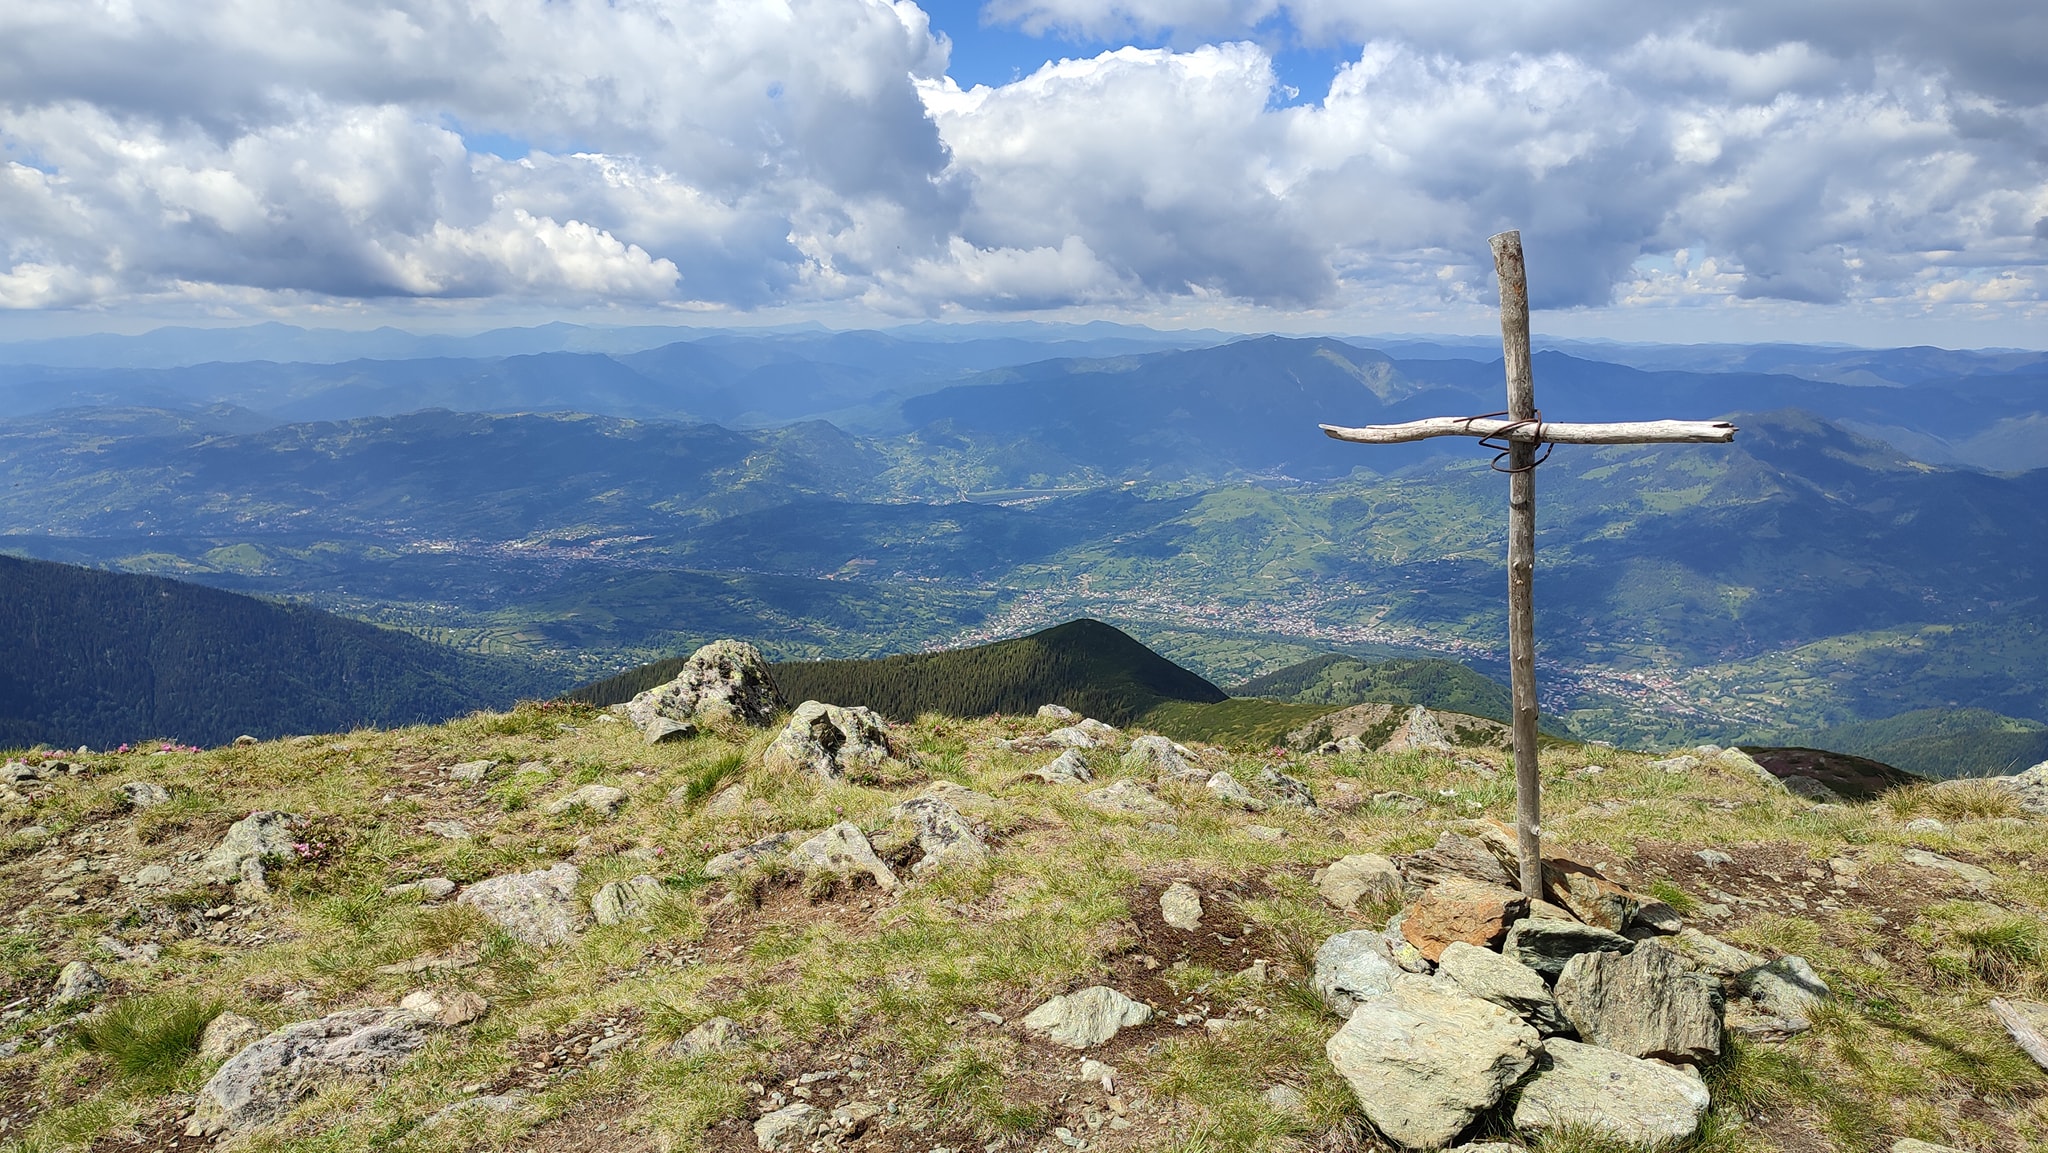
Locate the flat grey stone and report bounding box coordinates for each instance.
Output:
[753,1102,819,1151]
[457,863,583,946]
[200,811,300,883]
[790,823,896,889]
[51,960,107,1006]
[1032,749,1093,784]
[1730,954,1830,1035]
[187,1008,430,1135]
[1316,854,1403,912]
[1205,770,1267,811]
[121,781,171,809]
[591,874,661,925]
[1502,916,1633,980]
[1512,1038,1709,1146]
[1311,930,1401,1016]
[1325,975,1539,1150]
[1122,735,1203,782]
[1554,939,1723,1063]
[541,784,627,817]
[1159,883,1202,930]
[1436,940,1567,1033]
[1082,780,1173,818]
[1022,986,1153,1049]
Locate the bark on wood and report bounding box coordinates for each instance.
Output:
[1493,229,1544,904]
[1319,417,1739,445]
[1991,998,2048,1072]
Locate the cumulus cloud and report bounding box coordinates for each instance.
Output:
[0,0,2043,325]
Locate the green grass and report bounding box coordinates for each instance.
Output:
[73,992,223,1089]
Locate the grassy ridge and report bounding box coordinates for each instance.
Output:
[1227,654,1512,720]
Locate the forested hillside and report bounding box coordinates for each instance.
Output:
[0,555,555,748]
[569,618,1227,725]
[1228,654,1512,720]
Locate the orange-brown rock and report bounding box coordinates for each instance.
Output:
[1400,877,1529,962]
[1543,857,1641,931]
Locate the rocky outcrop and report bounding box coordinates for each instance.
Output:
[541,784,626,817]
[1400,878,1527,962]
[1553,940,1723,1063]
[200,811,300,883]
[1082,780,1173,818]
[1032,750,1093,784]
[457,863,583,946]
[591,874,662,925]
[1729,955,1830,1035]
[888,793,988,875]
[187,1008,431,1135]
[1324,976,1540,1150]
[1122,735,1203,782]
[624,639,783,733]
[1435,941,1566,1034]
[1511,1038,1710,1146]
[790,823,897,890]
[1382,705,1454,753]
[763,701,896,780]
[1023,986,1153,1049]
[1312,931,1402,1015]
[1005,718,1120,753]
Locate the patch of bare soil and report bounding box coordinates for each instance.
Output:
[0,1062,50,1141]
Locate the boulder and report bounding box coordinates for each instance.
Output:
[1553,940,1723,1063]
[1205,771,1267,811]
[1038,704,1077,720]
[457,863,583,946]
[1258,767,1316,809]
[200,811,300,883]
[1033,750,1094,784]
[1381,705,1455,753]
[1082,780,1174,818]
[1311,930,1402,1015]
[1729,955,1830,1035]
[51,960,107,1006]
[888,794,988,875]
[1435,941,1566,1033]
[624,639,783,732]
[198,1012,264,1062]
[1502,917,1633,980]
[1007,719,1120,753]
[1316,854,1404,913]
[1400,878,1527,962]
[673,1015,743,1058]
[1022,986,1153,1049]
[187,1008,430,1135]
[448,759,493,782]
[1510,1038,1709,1146]
[763,701,895,780]
[541,784,627,817]
[1542,857,1641,931]
[704,830,806,878]
[1123,735,1203,782]
[1664,927,1765,978]
[120,781,171,809]
[1382,914,1435,974]
[1324,976,1540,1150]
[591,874,662,925]
[1159,883,1203,930]
[790,823,897,890]
[1396,832,1517,890]
[1716,746,1788,790]
[752,1102,820,1152]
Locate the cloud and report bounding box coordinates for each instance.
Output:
[0,0,2043,326]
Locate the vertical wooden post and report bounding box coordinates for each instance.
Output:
[1490,230,1544,902]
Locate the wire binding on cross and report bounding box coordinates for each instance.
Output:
[1460,410,1554,473]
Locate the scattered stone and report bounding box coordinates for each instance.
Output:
[1007,719,1120,752]
[752,1102,820,1151]
[643,716,697,745]
[1318,735,1368,756]
[704,830,806,877]
[1901,849,1996,890]
[397,989,489,1026]
[1082,780,1174,818]
[1662,927,1764,978]
[233,734,258,746]
[1730,955,1831,1035]
[1502,917,1634,980]
[1316,854,1404,913]
[1990,998,2048,1072]
[1033,750,1094,784]
[1205,771,1267,811]
[1554,940,1723,1063]
[51,960,107,1006]
[1324,976,1540,1150]
[421,819,472,840]
[1891,1141,1968,1153]
[1159,883,1203,930]
[1078,1057,1116,1088]
[1716,746,1787,790]
[1123,735,1203,781]
[1693,848,1733,868]
[448,760,492,783]
[198,1012,264,1062]
[96,935,162,964]
[591,874,663,925]
[385,877,457,901]
[1903,817,1947,834]
[1372,790,1426,814]
[586,1033,634,1059]
[187,1008,431,1136]
[1650,754,1700,774]
[625,639,784,733]
[426,1095,526,1127]
[200,811,300,883]
[1262,1084,1307,1117]
[1632,900,1685,934]
[541,784,627,817]
[889,794,988,875]
[1511,1038,1709,1146]
[1436,941,1567,1033]
[673,1016,742,1058]
[1400,877,1527,962]
[457,863,584,947]
[763,701,896,779]
[790,823,897,890]
[1381,705,1454,753]
[1038,704,1077,720]
[1244,824,1286,842]
[1310,931,1401,1015]
[1022,986,1153,1049]
[1257,767,1316,809]
[120,781,171,809]
[134,864,175,886]
[1396,831,1516,890]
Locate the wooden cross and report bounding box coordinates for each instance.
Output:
[1319,231,1738,901]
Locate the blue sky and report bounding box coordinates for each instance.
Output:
[1,0,2044,347]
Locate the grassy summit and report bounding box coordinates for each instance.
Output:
[1,699,2043,1150]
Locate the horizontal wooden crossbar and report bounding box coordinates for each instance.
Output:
[1319,417,1738,446]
